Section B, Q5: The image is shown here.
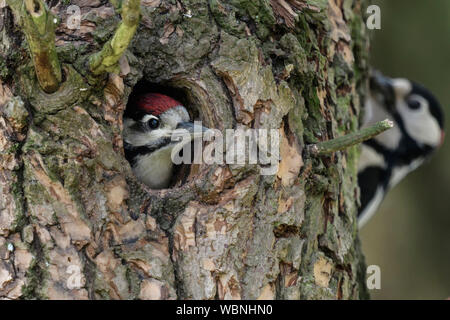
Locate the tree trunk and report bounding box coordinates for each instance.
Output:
[0,0,370,300]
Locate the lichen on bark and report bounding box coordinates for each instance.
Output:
[0,0,371,300]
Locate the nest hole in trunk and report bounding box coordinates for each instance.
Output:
[124,79,203,189]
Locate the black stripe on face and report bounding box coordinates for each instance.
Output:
[124,138,172,166]
[364,134,432,171]
[386,108,436,164]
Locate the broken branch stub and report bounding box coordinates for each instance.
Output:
[7,0,62,93]
[89,0,141,76]
[307,119,394,156]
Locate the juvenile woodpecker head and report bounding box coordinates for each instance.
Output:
[123,93,206,189]
[358,72,445,227]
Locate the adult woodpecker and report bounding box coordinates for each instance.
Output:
[357,72,445,227]
[123,93,207,189]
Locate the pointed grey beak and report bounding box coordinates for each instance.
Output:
[172,122,210,141]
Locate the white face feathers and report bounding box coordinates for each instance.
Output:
[363,78,442,151]
[392,79,442,148]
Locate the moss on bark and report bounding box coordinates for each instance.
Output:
[0,0,371,300]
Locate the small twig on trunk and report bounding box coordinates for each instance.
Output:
[89,0,141,76]
[7,0,62,93]
[307,119,394,156]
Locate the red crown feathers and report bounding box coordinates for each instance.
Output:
[135,93,183,116]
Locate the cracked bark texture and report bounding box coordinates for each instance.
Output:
[0,0,370,300]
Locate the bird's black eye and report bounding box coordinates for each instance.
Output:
[147,118,160,129]
[407,97,422,110]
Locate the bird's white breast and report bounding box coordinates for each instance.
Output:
[133,145,174,189]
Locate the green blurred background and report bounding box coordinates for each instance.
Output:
[360,0,450,300]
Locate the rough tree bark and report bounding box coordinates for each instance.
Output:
[0,0,371,300]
